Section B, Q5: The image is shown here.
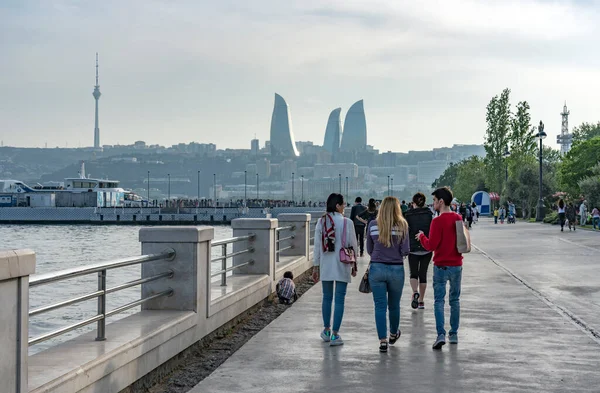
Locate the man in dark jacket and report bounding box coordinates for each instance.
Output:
[404,192,434,310]
[350,197,367,256]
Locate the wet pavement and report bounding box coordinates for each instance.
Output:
[189,219,600,393]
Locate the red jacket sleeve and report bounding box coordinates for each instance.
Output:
[419,217,440,252]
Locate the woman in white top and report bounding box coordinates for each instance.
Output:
[313,193,357,346]
[557,199,566,232]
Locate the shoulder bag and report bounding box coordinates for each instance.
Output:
[339,218,356,264]
[455,218,471,254]
[358,266,371,294]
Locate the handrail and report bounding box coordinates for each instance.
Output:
[212,234,255,247]
[28,289,173,346]
[276,225,295,232]
[210,248,254,263]
[30,249,175,287]
[211,260,254,277]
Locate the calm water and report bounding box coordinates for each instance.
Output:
[0,224,232,354]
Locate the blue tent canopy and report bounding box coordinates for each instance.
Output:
[471,191,491,215]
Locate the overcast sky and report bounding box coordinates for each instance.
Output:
[2,0,600,152]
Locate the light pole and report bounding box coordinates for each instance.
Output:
[387,175,390,196]
[338,173,342,193]
[213,173,217,207]
[345,176,348,198]
[244,170,247,202]
[301,175,304,202]
[167,173,171,202]
[256,173,259,199]
[390,176,394,197]
[147,170,150,205]
[503,148,511,184]
[197,170,200,205]
[535,121,547,221]
[291,172,295,202]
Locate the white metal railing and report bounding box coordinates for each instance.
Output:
[28,249,176,346]
[210,234,255,286]
[275,225,296,262]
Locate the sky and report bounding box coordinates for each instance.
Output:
[1,0,600,152]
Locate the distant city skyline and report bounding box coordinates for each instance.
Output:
[2,1,600,152]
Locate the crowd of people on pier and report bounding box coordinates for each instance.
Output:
[312,187,470,351]
[151,198,328,209]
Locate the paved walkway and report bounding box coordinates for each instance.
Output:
[190,220,600,393]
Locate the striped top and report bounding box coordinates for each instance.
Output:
[366,221,410,264]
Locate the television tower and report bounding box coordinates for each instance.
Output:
[557,102,572,154]
[93,53,101,149]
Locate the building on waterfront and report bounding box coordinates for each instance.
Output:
[417,160,449,185]
[323,108,342,156]
[92,53,102,150]
[251,139,260,156]
[269,94,299,158]
[340,100,367,152]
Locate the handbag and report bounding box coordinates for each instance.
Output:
[339,218,356,264]
[358,267,371,294]
[455,219,471,254]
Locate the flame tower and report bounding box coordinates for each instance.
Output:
[93,53,101,149]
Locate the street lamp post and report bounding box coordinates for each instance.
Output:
[256,173,259,199]
[503,148,511,184]
[197,170,200,205]
[147,170,150,205]
[535,121,547,221]
[213,173,217,207]
[338,174,342,194]
[244,170,247,202]
[387,175,390,196]
[291,172,295,203]
[167,173,171,202]
[391,177,394,197]
[345,176,348,198]
[301,175,304,203]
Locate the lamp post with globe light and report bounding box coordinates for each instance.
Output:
[535,121,547,221]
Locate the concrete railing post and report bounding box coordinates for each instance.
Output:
[0,249,36,393]
[277,213,310,258]
[231,218,277,282]
[139,227,214,315]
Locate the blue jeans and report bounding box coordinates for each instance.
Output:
[433,265,462,336]
[369,263,405,340]
[593,217,600,229]
[322,281,348,332]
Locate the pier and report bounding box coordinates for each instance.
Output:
[2,219,600,392]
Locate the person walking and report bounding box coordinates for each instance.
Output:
[401,200,409,214]
[566,202,577,231]
[592,207,600,230]
[493,207,499,224]
[358,198,378,227]
[579,201,588,226]
[499,206,506,224]
[557,199,566,232]
[313,193,358,346]
[417,187,469,350]
[350,197,367,257]
[366,196,410,352]
[405,192,433,310]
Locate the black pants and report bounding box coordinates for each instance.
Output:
[354,225,365,255]
[408,253,432,283]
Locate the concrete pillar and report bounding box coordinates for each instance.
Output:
[0,249,36,393]
[277,213,310,258]
[231,218,277,279]
[139,227,214,315]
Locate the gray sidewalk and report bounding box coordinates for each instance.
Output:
[190,221,600,393]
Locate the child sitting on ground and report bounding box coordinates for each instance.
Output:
[276,271,297,305]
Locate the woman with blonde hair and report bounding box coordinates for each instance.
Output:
[366,196,410,352]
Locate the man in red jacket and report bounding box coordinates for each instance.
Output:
[416,187,468,350]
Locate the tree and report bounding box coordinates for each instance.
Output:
[559,136,600,196]
[578,163,600,210]
[572,122,600,144]
[432,162,459,189]
[484,88,511,194]
[452,156,487,202]
[508,101,535,160]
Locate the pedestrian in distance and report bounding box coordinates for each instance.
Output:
[401,200,409,214]
[499,206,506,224]
[350,197,367,257]
[592,207,600,230]
[358,198,378,227]
[313,193,358,347]
[579,201,588,226]
[493,207,499,224]
[366,196,410,352]
[404,192,434,310]
[417,187,469,350]
[566,202,577,231]
[557,199,566,232]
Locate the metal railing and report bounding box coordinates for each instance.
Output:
[28,249,176,346]
[275,225,296,262]
[309,217,319,246]
[211,234,255,286]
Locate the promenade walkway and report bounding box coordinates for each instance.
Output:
[190,220,600,393]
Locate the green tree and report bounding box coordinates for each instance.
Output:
[572,122,600,144]
[484,88,511,194]
[452,156,487,202]
[559,136,600,195]
[578,163,600,210]
[508,101,535,160]
[432,162,459,189]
